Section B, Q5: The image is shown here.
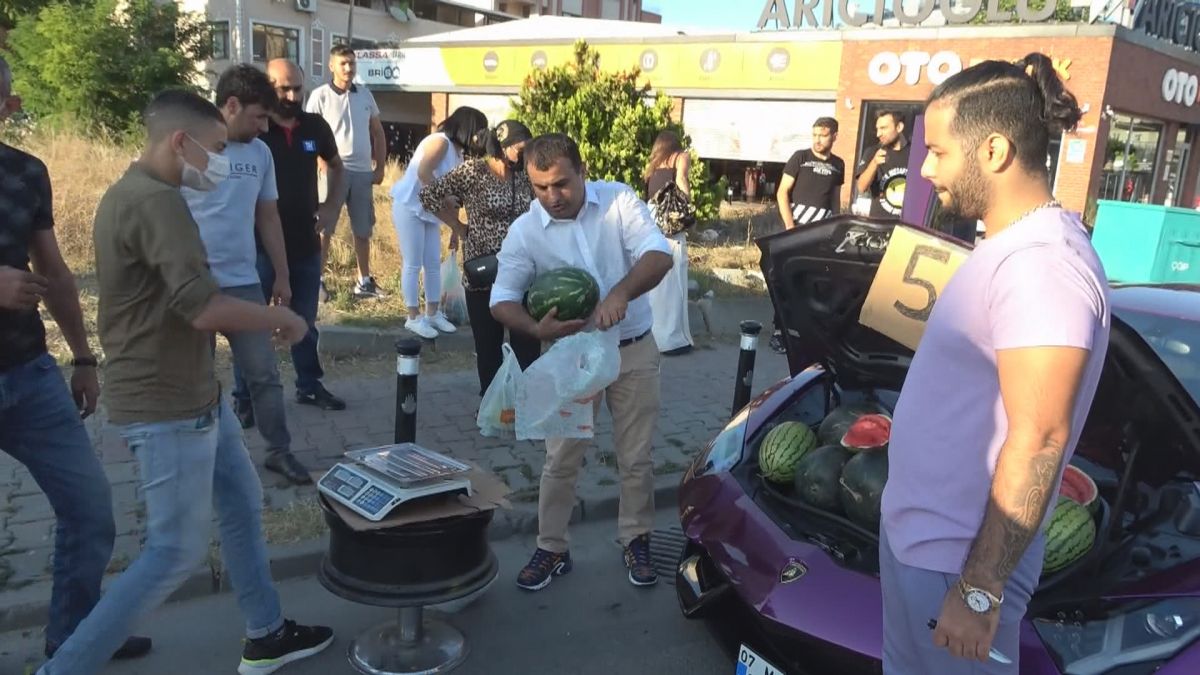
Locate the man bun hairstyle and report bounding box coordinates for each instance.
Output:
[928,51,1082,174]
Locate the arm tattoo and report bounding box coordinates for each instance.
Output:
[963,446,1063,587]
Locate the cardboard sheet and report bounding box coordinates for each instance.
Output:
[859,226,969,351]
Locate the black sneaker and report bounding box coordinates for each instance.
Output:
[516,548,572,591]
[296,385,346,411]
[46,635,152,661]
[623,534,658,587]
[353,276,386,299]
[234,397,255,429]
[238,619,333,675]
[265,452,313,485]
[769,331,787,355]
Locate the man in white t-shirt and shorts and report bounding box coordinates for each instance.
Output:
[306,44,388,299]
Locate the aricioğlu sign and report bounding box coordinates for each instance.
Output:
[1133,0,1200,52]
[756,0,1060,29]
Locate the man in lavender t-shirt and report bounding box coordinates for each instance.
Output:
[878,54,1111,674]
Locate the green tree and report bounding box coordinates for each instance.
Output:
[510,40,723,223]
[7,0,211,137]
[969,0,1083,24]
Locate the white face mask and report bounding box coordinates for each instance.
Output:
[180,135,231,191]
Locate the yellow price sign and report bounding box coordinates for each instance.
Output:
[859,226,971,351]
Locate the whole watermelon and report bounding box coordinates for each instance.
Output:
[758,421,818,483]
[793,444,851,513]
[818,400,892,447]
[1042,496,1097,575]
[526,267,601,322]
[839,450,889,530]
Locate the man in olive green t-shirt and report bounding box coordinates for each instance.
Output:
[38,90,335,675]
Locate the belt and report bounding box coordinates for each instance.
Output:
[619,329,652,348]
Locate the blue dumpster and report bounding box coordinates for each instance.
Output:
[1091,200,1200,284]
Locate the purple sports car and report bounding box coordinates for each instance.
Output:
[676,128,1200,674]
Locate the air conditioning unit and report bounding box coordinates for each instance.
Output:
[295,0,316,13]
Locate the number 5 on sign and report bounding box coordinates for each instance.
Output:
[859,226,969,351]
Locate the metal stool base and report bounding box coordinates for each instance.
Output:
[348,607,467,675]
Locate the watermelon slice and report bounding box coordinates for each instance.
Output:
[1059,464,1099,515]
[840,414,892,453]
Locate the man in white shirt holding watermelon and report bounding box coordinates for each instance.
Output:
[491,133,674,592]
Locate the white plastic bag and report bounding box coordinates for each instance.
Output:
[477,343,521,439]
[515,329,622,440]
[440,251,468,326]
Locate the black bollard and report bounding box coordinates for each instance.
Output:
[732,320,762,416]
[395,338,421,444]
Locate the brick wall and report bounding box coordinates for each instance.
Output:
[837,36,1116,215]
[431,92,449,133]
[1103,39,1200,207]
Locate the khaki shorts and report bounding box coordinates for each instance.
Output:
[325,169,376,239]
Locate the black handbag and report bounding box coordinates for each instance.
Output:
[649,181,696,236]
[463,253,498,287]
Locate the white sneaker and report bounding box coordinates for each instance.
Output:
[428,312,457,334]
[404,316,438,339]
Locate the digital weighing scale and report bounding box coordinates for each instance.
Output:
[318,444,473,521]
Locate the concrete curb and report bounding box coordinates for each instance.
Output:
[0,475,685,634]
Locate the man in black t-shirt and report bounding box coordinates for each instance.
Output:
[777,116,845,229]
[0,56,152,661]
[235,59,347,413]
[854,109,911,219]
[769,117,846,353]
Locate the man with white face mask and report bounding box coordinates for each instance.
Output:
[40,89,334,675]
[182,64,313,485]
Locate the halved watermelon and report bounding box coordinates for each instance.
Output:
[817,401,892,446]
[1059,464,1099,515]
[841,414,891,453]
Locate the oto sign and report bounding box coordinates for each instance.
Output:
[868,51,963,86]
[1162,68,1200,107]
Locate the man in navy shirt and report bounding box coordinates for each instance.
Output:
[234,59,347,417]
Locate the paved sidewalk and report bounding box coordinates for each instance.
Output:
[0,334,789,630]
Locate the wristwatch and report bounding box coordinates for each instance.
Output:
[71,356,98,367]
[958,577,1003,615]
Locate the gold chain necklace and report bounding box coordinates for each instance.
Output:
[1006,198,1061,230]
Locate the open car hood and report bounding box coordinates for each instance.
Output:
[756,216,972,390]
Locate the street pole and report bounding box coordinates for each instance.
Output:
[732,320,762,416]
[395,338,420,444]
[347,0,355,48]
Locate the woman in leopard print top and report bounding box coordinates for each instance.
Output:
[419,120,541,395]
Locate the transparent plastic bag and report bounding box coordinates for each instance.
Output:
[477,343,521,439]
[515,329,621,440]
[440,251,468,326]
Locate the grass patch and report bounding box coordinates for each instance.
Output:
[260,498,328,545]
[17,129,773,362]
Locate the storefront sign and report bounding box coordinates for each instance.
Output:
[1162,67,1200,107]
[1133,0,1200,52]
[869,51,963,86]
[867,50,1074,87]
[757,0,1057,30]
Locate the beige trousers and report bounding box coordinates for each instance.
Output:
[537,334,661,552]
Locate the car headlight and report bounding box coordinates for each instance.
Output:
[687,407,749,479]
[1033,598,1200,675]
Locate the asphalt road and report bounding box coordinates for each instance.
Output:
[0,508,731,675]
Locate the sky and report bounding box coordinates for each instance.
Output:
[643,0,770,31]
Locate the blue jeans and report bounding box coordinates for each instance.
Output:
[223,282,291,455]
[0,352,116,648]
[38,397,284,675]
[234,252,324,397]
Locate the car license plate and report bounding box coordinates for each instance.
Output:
[735,644,784,675]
